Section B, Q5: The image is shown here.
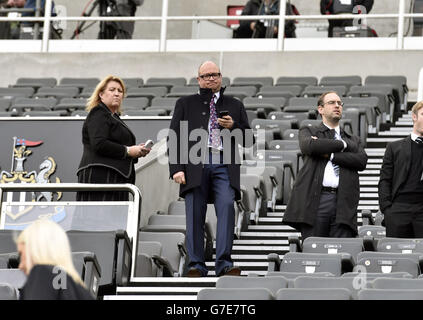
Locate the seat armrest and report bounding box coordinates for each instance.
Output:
[267,253,281,271]
[115,230,132,286]
[288,235,302,252]
[152,254,176,277]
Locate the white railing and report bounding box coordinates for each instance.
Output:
[1,0,423,52]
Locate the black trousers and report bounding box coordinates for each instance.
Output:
[300,190,355,240]
[385,202,423,238]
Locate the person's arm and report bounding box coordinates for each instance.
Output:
[168,98,186,179]
[320,0,332,14]
[86,108,143,159]
[378,143,394,213]
[239,1,256,30]
[332,136,368,171]
[299,126,345,157]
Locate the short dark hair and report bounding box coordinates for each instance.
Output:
[317,91,338,107]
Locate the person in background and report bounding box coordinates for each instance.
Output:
[320,0,374,37]
[16,219,94,300]
[76,75,150,201]
[379,101,423,238]
[234,0,297,39]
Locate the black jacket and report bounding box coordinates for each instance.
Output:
[283,122,368,234]
[20,264,94,300]
[320,0,374,14]
[77,102,137,179]
[168,87,251,201]
[378,136,413,213]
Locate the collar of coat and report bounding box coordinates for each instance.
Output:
[198,86,226,100]
[317,121,353,138]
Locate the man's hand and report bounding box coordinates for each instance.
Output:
[173,171,186,185]
[218,115,234,129]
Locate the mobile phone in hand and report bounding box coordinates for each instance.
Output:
[144,140,154,149]
[219,110,229,118]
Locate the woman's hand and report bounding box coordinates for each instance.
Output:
[127,145,150,158]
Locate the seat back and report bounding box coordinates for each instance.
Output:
[294,275,367,299]
[276,287,351,300]
[138,231,185,275]
[197,288,274,300]
[357,225,386,238]
[377,238,423,254]
[302,237,364,263]
[0,283,18,300]
[216,275,288,296]
[371,277,423,289]
[280,252,343,276]
[358,288,423,300]
[355,252,421,278]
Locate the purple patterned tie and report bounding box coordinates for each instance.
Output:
[209,94,220,149]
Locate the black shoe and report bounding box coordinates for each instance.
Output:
[217,266,241,277]
[186,267,203,277]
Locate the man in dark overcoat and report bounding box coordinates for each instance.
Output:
[379,101,423,238]
[283,91,368,239]
[168,61,251,277]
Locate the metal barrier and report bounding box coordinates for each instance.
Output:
[0,182,142,279]
[1,0,423,52]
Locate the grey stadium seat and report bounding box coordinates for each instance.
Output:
[15,77,57,88]
[358,225,386,239]
[0,87,34,99]
[224,86,257,100]
[232,76,274,87]
[365,75,408,111]
[59,77,100,89]
[34,86,79,99]
[268,140,299,151]
[376,237,423,254]
[302,85,347,98]
[0,283,18,300]
[145,77,187,88]
[138,231,187,277]
[276,287,352,300]
[240,173,267,224]
[358,288,423,300]
[283,129,299,140]
[243,97,286,109]
[122,77,144,88]
[0,269,27,291]
[197,288,274,300]
[319,75,362,90]
[11,97,57,114]
[266,271,334,287]
[166,86,198,97]
[66,230,132,295]
[342,271,413,279]
[301,237,365,264]
[54,98,87,112]
[256,86,297,100]
[293,275,369,299]
[275,252,344,276]
[355,251,422,278]
[216,275,288,296]
[371,277,423,290]
[121,97,150,110]
[122,109,167,116]
[135,240,162,277]
[23,110,67,117]
[276,76,318,91]
[126,87,168,101]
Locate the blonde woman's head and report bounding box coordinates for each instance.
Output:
[86,75,126,113]
[16,219,84,286]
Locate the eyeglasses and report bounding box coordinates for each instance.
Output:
[324,100,344,107]
[198,73,222,80]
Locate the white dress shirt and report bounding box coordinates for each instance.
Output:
[322,124,347,188]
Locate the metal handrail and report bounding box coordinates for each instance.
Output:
[0,0,421,52]
[0,182,143,281]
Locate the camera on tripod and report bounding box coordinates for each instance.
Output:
[72,0,130,39]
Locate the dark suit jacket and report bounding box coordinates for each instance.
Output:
[77,102,137,179]
[20,264,94,300]
[283,122,368,234]
[168,87,251,201]
[378,136,413,213]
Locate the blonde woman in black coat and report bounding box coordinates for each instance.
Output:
[76,75,150,201]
